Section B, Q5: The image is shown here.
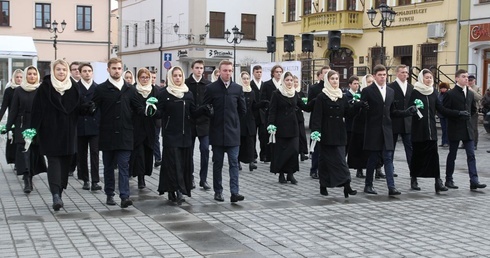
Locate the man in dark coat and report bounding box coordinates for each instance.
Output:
[76,63,101,191]
[151,70,163,168]
[361,65,415,196]
[185,60,212,190]
[307,65,330,179]
[388,65,414,187]
[68,61,81,176]
[203,60,247,203]
[92,58,136,208]
[250,65,264,164]
[344,75,364,177]
[443,69,486,190]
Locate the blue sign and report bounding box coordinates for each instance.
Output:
[164,53,172,61]
[164,61,172,70]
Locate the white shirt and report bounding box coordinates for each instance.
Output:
[349,89,357,96]
[375,82,387,102]
[192,74,202,83]
[222,79,230,88]
[395,78,408,96]
[253,78,262,89]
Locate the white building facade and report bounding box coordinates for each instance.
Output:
[118,0,274,82]
[467,0,490,91]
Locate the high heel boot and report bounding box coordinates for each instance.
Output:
[320,186,328,196]
[52,194,63,211]
[435,178,448,193]
[23,175,32,194]
[343,182,357,198]
[278,173,287,184]
[138,175,146,189]
[286,172,297,184]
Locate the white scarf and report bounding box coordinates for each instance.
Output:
[10,69,23,89]
[322,79,343,101]
[81,79,93,90]
[135,69,153,98]
[237,74,252,93]
[50,60,72,95]
[413,69,434,96]
[395,77,408,95]
[123,70,135,85]
[272,78,281,89]
[295,85,301,92]
[278,73,295,98]
[253,78,262,89]
[20,66,40,92]
[109,77,124,90]
[360,74,372,91]
[166,67,189,99]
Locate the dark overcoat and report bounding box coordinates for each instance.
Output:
[6,87,37,144]
[307,80,324,128]
[159,90,196,148]
[268,91,300,138]
[0,87,14,121]
[250,80,262,125]
[203,79,246,147]
[132,87,160,148]
[240,91,257,137]
[388,80,414,134]
[77,81,99,136]
[186,75,211,136]
[442,85,477,141]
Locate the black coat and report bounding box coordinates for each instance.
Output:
[0,86,14,121]
[307,80,324,127]
[409,90,459,142]
[203,79,247,146]
[268,91,311,138]
[77,81,99,136]
[6,87,38,144]
[250,80,262,125]
[30,76,81,156]
[132,87,160,148]
[344,90,356,132]
[185,75,211,136]
[260,79,277,102]
[240,91,257,136]
[388,80,414,134]
[159,90,196,148]
[442,85,477,141]
[296,91,306,123]
[92,80,137,151]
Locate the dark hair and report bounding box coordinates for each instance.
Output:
[439,82,450,90]
[283,71,294,80]
[422,69,433,77]
[191,59,204,68]
[348,75,359,84]
[78,63,93,72]
[70,61,80,70]
[270,65,283,77]
[373,64,386,75]
[252,65,262,72]
[326,70,339,81]
[455,69,468,78]
[150,70,156,74]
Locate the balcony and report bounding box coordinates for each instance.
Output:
[302,11,363,33]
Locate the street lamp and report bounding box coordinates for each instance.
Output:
[224,25,243,81]
[174,23,210,42]
[366,4,396,66]
[45,19,67,60]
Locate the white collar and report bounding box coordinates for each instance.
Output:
[192,74,202,83]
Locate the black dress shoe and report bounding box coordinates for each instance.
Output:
[214,193,224,202]
[249,163,257,171]
[82,181,90,190]
[52,194,63,211]
[388,188,401,196]
[239,164,242,171]
[300,154,308,161]
[435,179,448,193]
[230,193,245,202]
[320,187,328,196]
[199,181,211,190]
[91,182,102,191]
[411,177,421,191]
[470,182,487,190]
[310,172,319,179]
[121,198,133,208]
[23,177,32,194]
[287,173,298,184]
[253,159,258,164]
[445,181,459,189]
[278,173,287,184]
[106,196,116,205]
[364,185,377,195]
[393,173,398,177]
[356,169,365,178]
[154,160,162,167]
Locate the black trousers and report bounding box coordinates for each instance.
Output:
[77,135,100,183]
[258,124,270,161]
[47,155,72,195]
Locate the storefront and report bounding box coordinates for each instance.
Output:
[469,23,490,92]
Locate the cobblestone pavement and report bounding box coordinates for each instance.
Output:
[1,121,490,257]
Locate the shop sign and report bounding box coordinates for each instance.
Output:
[470,23,490,42]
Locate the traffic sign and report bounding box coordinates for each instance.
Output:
[164,61,172,70]
[164,53,172,61]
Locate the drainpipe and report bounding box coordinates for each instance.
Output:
[107,0,111,60]
[159,0,163,82]
[455,0,461,68]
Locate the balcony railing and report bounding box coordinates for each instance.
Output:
[302,11,363,33]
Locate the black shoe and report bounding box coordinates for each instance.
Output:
[106,196,116,205]
[356,169,365,178]
[470,182,487,190]
[52,194,63,211]
[388,188,401,196]
[411,177,421,191]
[300,154,308,161]
[435,179,448,193]
[199,181,211,190]
[278,173,287,184]
[239,164,242,171]
[287,173,298,184]
[175,191,185,205]
[214,193,224,202]
[230,193,245,203]
[375,168,385,179]
[445,181,459,189]
[364,185,377,195]
[393,173,398,177]
[310,172,319,179]
[121,198,133,208]
[249,163,257,171]
[320,187,328,196]
[442,144,449,147]
[344,183,357,198]
[23,177,32,194]
[154,160,162,167]
[192,180,196,189]
[82,181,90,190]
[168,192,177,202]
[91,182,102,191]
[253,159,257,164]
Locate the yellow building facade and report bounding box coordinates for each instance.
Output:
[274,0,464,88]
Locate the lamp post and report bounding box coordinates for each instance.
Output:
[224,25,243,82]
[366,4,396,66]
[173,23,210,41]
[45,19,67,60]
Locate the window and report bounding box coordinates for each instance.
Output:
[145,20,149,44]
[479,0,490,2]
[374,0,387,8]
[241,14,256,40]
[398,0,412,5]
[133,23,138,46]
[35,3,51,28]
[288,0,295,22]
[303,0,311,15]
[0,1,9,26]
[209,11,225,38]
[151,19,155,44]
[76,6,92,30]
[125,25,129,48]
[327,0,336,11]
[347,0,357,10]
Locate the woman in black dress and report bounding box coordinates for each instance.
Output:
[0,69,23,166]
[409,69,458,192]
[294,75,308,161]
[6,66,47,194]
[310,70,357,197]
[237,71,259,171]
[129,68,159,189]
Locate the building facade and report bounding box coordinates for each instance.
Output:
[466,0,490,92]
[118,0,274,82]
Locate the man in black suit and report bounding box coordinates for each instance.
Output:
[443,69,486,190]
[307,65,330,179]
[361,65,415,196]
[344,75,363,178]
[388,65,415,188]
[251,65,264,166]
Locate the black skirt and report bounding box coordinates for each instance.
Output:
[5,136,16,164]
[347,132,369,169]
[319,145,351,187]
[129,143,153,177]
[238,135,255,163]
[298,122,308,155]
[270,136,299,174]
[158,147,193,197]
[410,141,440,178]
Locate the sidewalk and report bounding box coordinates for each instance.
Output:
[1,124,490,257]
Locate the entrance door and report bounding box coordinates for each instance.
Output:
[484,49,490,93]
[329,47,354,90]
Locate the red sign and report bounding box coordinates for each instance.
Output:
[470,23,490,42]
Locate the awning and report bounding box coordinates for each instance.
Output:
[0,36,38,56]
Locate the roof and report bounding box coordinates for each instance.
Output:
[0,36,38,57]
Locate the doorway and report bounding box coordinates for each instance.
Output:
[329,47,354,90]
[483,49,490,93]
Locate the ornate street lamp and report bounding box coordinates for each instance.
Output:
[45,19,67,60]
[224,25,244,81]
[367,4,396,66]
